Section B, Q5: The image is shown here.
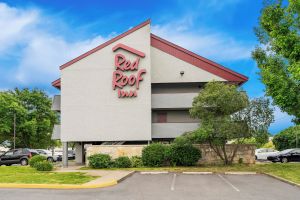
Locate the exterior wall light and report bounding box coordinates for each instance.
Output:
[180,71,184,76]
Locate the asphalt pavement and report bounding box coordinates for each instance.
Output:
[0,173,299,200]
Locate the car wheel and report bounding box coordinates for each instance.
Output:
[281,157,288,163]
[6,164,12,166]
[47,157,54,162]
[272,161,276,163]
[20,159,28,166]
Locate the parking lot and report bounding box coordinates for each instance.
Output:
[0,173,299,200]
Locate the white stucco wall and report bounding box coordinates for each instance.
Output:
[151,47,226,83]
[60,24,152,142]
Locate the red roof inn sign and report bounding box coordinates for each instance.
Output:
[112,43,146,98]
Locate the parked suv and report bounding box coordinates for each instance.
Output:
[0,148,38,166]
[36,149,58,162]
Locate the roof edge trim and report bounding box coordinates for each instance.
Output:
[59,19,150,70]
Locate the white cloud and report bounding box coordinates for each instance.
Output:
[0,3,38,54]
[0,2,251,88]
[0,3,110,86]
[152,19,253,62]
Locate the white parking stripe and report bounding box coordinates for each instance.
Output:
[140,171,169,174]
[217,174,240,192]
[170,174,177,191]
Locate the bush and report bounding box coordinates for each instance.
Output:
[273,125,300,150]
[168,143,201,166]
[130,156,143,167]
[88,154,112,168]
[142,143,169,167]
[113,156,131,168]
[29,155,46,168]
[34,161,53,171]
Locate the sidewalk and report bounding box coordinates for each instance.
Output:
[55,166,134,187]
[0,166,134,189]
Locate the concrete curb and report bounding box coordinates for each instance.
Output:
[0,180,118,189]
[263,173,300,188]
[117,171,135,183]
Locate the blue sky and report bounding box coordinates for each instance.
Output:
[0,0,294,133]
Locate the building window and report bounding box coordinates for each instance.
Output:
[157,112,167,123]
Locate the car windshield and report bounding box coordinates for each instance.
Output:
[280,149,293,154]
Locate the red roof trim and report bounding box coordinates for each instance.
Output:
[150,34,248,84]
[112,43,145,58]
[59,19,150,70]
[52,78,61,89]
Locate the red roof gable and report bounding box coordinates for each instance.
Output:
[52,19,248,89]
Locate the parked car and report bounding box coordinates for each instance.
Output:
[0,148,38,166]
[68,150,75,160]
[55,150,75,161]
[267,148,300,163]
[36,149,58,162]
[255,148,278,160]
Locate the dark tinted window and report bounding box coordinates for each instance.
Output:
[14,149,23,155]
[22,149,30,154]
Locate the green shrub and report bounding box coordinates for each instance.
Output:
[168,143,201,166]
[130,156,143,167]
[29,155,46,168]
[88,154,112,168]
[273,125,300,151]
[142,143,169,167]
[34,161,53,171]
[113,156,131,168]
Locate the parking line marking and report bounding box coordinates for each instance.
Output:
[140,171,169,175]
[183,172,213,175]
[170,174,177,191]
[217,174,240,192]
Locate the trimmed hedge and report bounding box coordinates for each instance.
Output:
[34,161,53,171]
[88,154,112,169]
[113,156,131,168]
[168,143,201,166]
[130,156,143,167]
[29,155,46,168]
[142,143,168,167]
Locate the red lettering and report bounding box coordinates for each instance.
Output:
[121,75,128,86]
[118,90,137,98]
[128,75,136,86]
[114,53,140,71]
[124,60,131,70]
[136,69,146,89]
[131,58,140,70]
[112,71,123,89]
[115,54,125,71]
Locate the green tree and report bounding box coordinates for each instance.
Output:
[0,88,58,149]
[189,82,274,165]
[273,125,300,150]
[252,0,300,124]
